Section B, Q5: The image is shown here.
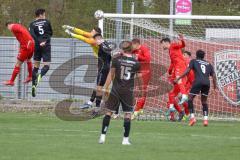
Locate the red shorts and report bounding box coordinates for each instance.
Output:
[17,41,35,62]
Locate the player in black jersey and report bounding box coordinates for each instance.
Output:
[99,41,140,145]
[29,8,53,97]
[80,33,113,109]
[175,50,217,126]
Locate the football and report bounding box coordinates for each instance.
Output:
[94,10,104,20]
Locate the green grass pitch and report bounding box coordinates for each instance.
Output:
[0,112,240,160]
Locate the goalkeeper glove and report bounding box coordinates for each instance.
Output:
[65,29,73,36]
[62,25,74,30]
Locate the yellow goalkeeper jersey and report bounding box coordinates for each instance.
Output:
[71,27,99,57]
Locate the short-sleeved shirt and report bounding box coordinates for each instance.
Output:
[189,59,214,85]
[11,24,34,48]
[111,54,140,90]
[29,19,53,46]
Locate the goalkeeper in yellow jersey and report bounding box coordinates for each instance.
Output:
[62,25,112,109]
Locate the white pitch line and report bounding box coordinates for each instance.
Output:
[1,127,240,140]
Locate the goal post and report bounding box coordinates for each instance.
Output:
[99,13,240,121]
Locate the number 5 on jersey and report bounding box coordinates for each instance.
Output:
[38,26,44,35]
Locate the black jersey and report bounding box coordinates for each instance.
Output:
[111,54,140,89]
[97,41,112,71]
[29,19,53,46]
[189,59,214,85]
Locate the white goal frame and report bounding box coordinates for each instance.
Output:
[99,13,240,33]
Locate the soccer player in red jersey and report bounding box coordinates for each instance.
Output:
[161,34,188,121]
[161,34,188,104]
[182,51,195,117]
[184,51,195,92]
[3,22,35,86]
[131,38,151,119]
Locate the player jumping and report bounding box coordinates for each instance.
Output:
[131,38,151,119]
[161,34,188,121]
[3,22,35,86]
[29,9,53,97]
[63,26,111,108]
[99,41,140,145]
[174,49,217,126]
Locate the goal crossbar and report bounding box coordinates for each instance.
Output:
[103,13,240,20]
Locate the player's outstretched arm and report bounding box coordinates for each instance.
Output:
[212,73,217,90]
[63,25,92,38]
[174,67,191,84]
[168,62,174,75]
[103,68,116,96]
[104,68,115,89]
[172,34,185,49]
[73,27,92,38]
[64,29,96,45]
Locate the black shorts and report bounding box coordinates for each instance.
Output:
[190,82,210,97]
[104,88,134,113]
[34,44,51,62]
[97,67,109,86]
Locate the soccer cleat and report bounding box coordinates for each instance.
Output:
[189,118,197,126]
[98,134,106,144]
[32,85,36,97]
[122,137,131,145]
[23,76,32,84]
[203,120,208,127]
[112,114,120,119]
[178,111,185,122]
[3,80,14,86]
[182,115,190,122]
[179,96,188,105]
[131,109,143,120]
[80,102,93,109]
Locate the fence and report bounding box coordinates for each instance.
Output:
[0,37,98,102]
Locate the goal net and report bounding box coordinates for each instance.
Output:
[100,13,240,121]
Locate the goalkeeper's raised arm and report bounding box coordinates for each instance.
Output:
[62,25,101,38]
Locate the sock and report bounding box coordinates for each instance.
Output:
[190,113,195,118]
[90,90,96,102]
[40,65,49,77]
[115,106,119,114]
[101,115,111,134]
[169,104,175,112]
[96,95,102,107]
[202,103,208,120]
[32,67,39,86]
[135,97,146,111]
[10,66,20,82]
[183,102,190,115]
[123,118,131,137]
[188,99,194,114]
[27,61,33,77]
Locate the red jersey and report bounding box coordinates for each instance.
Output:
[132,45,151,71]
[185,57,195,83]
[169,40,186,68]
[11,24,34,48]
